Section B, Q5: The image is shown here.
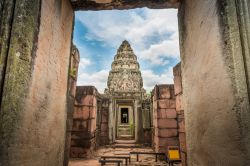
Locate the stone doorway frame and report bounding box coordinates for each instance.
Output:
[116,105,135,140]
[113,99,135,141]
[0,1,250,166]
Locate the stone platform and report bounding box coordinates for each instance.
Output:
[69,147,172,166]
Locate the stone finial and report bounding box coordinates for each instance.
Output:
[115,40,137,61]
[117,40,133,52]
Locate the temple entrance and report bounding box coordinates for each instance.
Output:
[121,108,129,124]
[116,103,135,140]
[0,1,250,166]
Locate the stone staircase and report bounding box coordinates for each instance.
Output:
[113,140,143,148]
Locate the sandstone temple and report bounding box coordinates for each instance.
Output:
[1,1,250,166]
[69,40,187,165]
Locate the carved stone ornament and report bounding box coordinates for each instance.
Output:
[105,40,145,95]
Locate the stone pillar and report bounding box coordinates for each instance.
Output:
[142,98,152,145]
[134,100,138,142]
[108,98,113,143]
[70,86,98,158]
[112,99,116,142]
[98,98,109,146]
[173,63,187,166]
[179,0,250,165]
[0,0,74,165]
[136,99,144,143]
[64,45,80,165]
[152,85,178,153]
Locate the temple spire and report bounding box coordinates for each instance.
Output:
[106,40,143,93]
[115,40,137,61]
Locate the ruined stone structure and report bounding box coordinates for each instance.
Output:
[96,97,110,146]
[69,42,188,165]
[70,86,98,158]
[65,45,80,164]
[0,1,250,166]
[152,85,178,153]
[104,40,150,144]
[69,41,152,158]
[70,86,110,158]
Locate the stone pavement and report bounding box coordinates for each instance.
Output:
[69,147,170,166]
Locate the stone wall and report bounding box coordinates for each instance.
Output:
[0,0,16,100]
[70,86,98,158]
[173,63,187,166]
[64,45,80,165]
[179,0,250,165]
[236,0,250,101]
[0,0,74,165]
[97,98,109,146]
[152,85,178,153]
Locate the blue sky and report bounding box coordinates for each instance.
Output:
[73,8,180,92]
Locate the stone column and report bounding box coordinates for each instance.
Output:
[174,63,187,166]
[108,98,113,143]
[137,100,144,143]
[112,99,117,142]
[64,45,80,165]
[152,85,178,153]
[134,100,138,142]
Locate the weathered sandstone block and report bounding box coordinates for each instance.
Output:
[158,109,177,119]
[179,133,187,152]
[176,95,184,112]
[178,117,185,133]
[158,137,179,147]
[158,119,177,129]
[73,107,90,120]
[158,128,178,137]
[158,99,176,109]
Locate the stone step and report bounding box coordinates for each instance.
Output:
[113,143,142,148]
[115,139,136,144]
[116,135,134,140]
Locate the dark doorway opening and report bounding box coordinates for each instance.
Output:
[121,108,129,124]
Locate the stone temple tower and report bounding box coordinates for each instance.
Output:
[105,40,149,143]
[105,40,144,94]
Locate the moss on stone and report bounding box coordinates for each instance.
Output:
[0,0,41,161]
[0,0,15,98]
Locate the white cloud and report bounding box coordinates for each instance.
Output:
[75,9,179,92]
[77,58,92,76]
[77,70,109,93]
[138,33,180,65]
[75,9,179,65]
[142,68,174,92]
[79,58,91,68]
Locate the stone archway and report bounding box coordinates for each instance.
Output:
[0,0,249,166]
